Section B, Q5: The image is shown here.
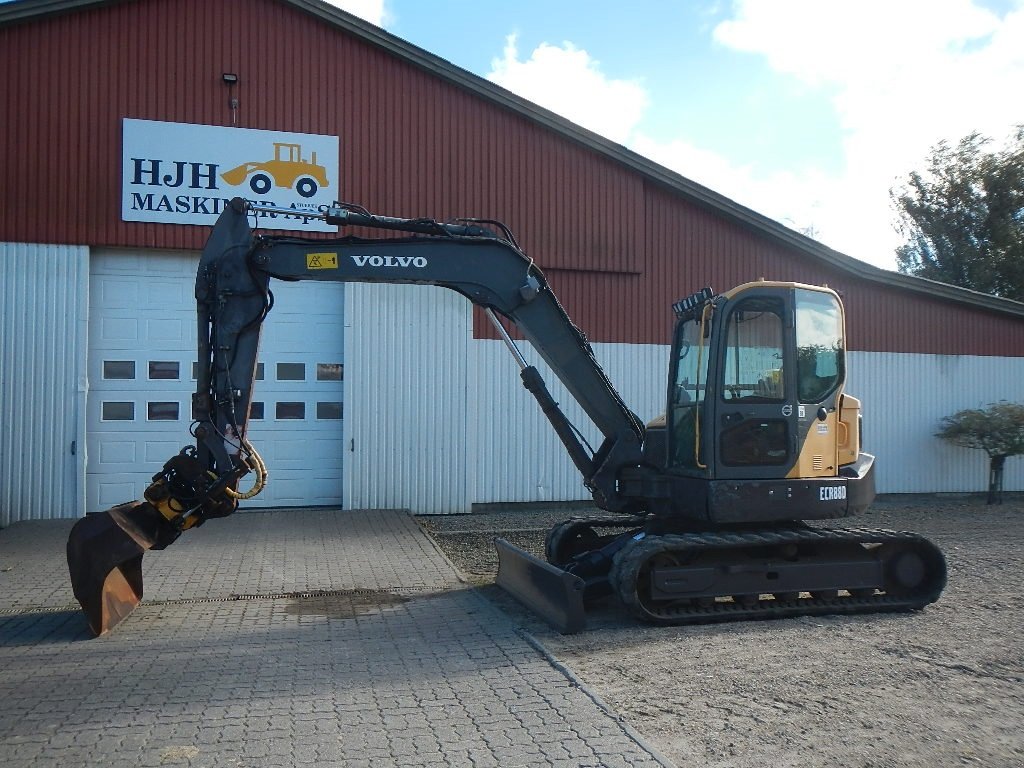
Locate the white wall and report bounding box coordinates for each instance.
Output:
[469,339,669,504]
[343,283,473,513]
[341,286,1024,512]
[0,243,88,525]
[469,344,1024,504]
[847,351,1024,494]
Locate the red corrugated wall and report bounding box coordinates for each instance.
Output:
[2,0,1022,356]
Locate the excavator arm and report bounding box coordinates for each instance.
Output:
[193,198,644,518]
[68,198,646,634]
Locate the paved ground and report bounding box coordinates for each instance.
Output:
[422,498,1024,768]
[0,509,671,768]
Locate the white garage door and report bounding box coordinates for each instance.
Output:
[87,249,345,512]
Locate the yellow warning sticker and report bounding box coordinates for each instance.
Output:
[306,252,339,270]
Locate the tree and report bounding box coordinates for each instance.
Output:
[892,127,1024,301]
[936,402,1024,504]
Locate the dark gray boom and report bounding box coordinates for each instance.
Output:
[194,198,645,515]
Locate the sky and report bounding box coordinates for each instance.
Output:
[327,0,1023,270]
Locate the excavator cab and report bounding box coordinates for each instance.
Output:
[657,282,871,523]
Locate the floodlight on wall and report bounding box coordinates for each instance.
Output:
[223,73,240,125]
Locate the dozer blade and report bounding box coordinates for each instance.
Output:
[66,501,180,636]
[494,538,586,634]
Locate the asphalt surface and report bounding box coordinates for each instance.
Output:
[0,509,672,768]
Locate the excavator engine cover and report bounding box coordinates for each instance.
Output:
[66,501,180,636]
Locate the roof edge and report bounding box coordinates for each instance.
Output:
[0,0,124,24]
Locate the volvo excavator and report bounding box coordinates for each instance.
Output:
[67,198,946,636]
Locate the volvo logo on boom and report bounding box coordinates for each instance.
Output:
[349,253,428,268]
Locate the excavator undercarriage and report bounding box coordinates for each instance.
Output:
[497,517,946,633]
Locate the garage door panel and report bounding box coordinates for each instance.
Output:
[145,317,187,344]
[262,325,344,352]
[88,251,345,512]
[97,440,136,465]
[265,475,343,506]
[98,316,141,344]
[95,276,140,305]
[91,479,141,510]
[142,278,189,305]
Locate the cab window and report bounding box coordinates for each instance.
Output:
[721,299,785,403]
[669,315,709,470]
[795,289,844,404]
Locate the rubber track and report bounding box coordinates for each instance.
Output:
[611,526,947,625]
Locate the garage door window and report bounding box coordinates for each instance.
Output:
[103,361,135,379]
[317,402,343,420]
[102,402,134,420]
[149,361,180,380]
[276,402,305,419]
[317,363,343,381]
[277,363,305,381]
[147,402,179,421]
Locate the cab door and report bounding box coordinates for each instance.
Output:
[711,288,799,480]
[790,287,846,478]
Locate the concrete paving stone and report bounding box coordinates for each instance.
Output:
[0,509,670,768]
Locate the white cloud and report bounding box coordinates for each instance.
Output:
[630,134,835,240]
[710,0,1024,267]
[484,33,836,256]
[322,0,388,27]
[486,35,649,144]
[317,1,1020,269]
[480,3,1023,269]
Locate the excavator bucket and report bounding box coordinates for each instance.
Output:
[66,501,179,636]
[494,538,587,634]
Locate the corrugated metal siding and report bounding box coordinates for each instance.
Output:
[470,340,668,504]
[0,243,88,525]
[343,282,471,513]
[632,184,1024,356]
[471,345,1024,501]
[847,352,1024,494]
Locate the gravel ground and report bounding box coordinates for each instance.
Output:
[417,496,1024,768]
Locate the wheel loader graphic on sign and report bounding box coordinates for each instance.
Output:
[221,142,329,198]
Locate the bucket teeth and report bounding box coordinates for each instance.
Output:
[66,501,180,636]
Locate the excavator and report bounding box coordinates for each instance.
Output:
[67,198,947,636]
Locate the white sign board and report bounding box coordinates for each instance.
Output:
[122,119,339,232]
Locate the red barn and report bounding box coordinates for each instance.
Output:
[2,0,1022,524]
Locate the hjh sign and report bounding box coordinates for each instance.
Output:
[122,119,340,232]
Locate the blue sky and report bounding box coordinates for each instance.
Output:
[335,0,1024,269]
